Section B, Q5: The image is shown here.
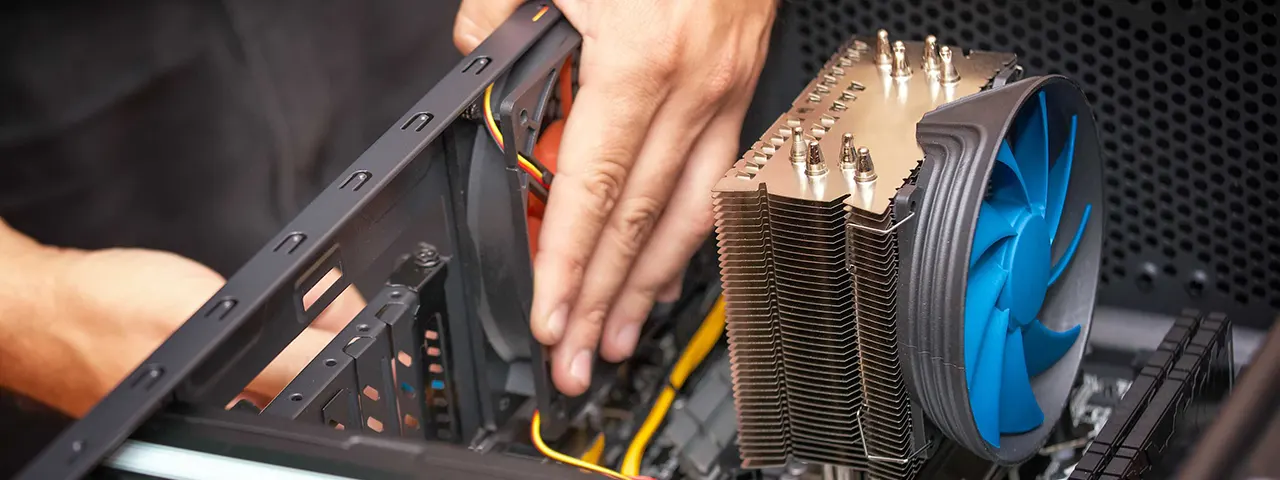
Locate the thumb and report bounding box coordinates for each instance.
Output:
[453,0,525,54]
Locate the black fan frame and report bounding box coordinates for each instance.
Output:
[896,75,1105,464]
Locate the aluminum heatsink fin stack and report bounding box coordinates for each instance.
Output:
[768,194,868,469]
[847,205,922,479]
[711,32,1020,476]
[713,184,791,467]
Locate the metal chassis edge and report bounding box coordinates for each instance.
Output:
[18,3,572,478]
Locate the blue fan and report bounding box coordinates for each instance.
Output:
[963,91,1093,447]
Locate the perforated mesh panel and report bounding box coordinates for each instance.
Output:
[754,0,1280,328]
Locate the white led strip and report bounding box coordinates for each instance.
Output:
[105,440,354,480]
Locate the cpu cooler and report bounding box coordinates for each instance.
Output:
[714,32,1103,476]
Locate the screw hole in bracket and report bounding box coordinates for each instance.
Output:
[340,171,372,191]
[401,113,434,132]
[463,57,491,75]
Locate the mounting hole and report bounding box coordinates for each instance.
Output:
[1188,270,1209,297]
[290,393,304,402]
[1136,272,1155,293]
[357,323,370,332]
[1187,279,1205,297]
[389,291,403,299]
[519,109,530,125]
[324,358,338,367]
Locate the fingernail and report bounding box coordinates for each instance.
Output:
[544,305,567,342]
[569,350,592,389]
[613,324,640,358]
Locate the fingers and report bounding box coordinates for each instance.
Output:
[559,92,714,371]
[246,326,337,401]
[533,60,672,395]
[530,60,666,345]
[657,270,684,303]
[597,110,745,361]
[452,0,525,54]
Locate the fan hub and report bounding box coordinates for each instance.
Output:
[998,212,1051,327]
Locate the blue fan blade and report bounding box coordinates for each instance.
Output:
[970,308,1010,447]
[965,255,1010,384]
[1046,115,1079,241]
[992,141,1031,208]
[999,330,1045,435]
[1014,92,1049,212]
[971,201,1017,267]
[1048,204,1092,286]
[1023,320,1082,377]
[997,211,1051,328]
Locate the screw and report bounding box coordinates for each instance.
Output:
[461,103,482,122]
[414,243,440,267]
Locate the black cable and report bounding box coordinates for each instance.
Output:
[529,178,550,202]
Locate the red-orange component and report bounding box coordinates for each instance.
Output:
[526,119,565,257]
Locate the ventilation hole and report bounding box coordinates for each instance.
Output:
[1187,278,1205,297]
[397,351,413,367]
[367,417,384,432]
[404,414,420,429]
[789,0,1279,317]
[1136,272,1154,292]
[363,385,380,402]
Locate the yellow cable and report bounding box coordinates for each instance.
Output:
[483,84,544,183]
[579,433,606,465]
[620,296,727,476]
[531,411,632,480]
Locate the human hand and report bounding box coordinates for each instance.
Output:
[456,0,776,395]
[0,230,363,416]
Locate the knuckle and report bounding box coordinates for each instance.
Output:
[580,308,606,330]
[609,197,664,256]
[703,53,743,99]
[579,160,629,211]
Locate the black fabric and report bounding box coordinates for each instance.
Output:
[0,0,460,475]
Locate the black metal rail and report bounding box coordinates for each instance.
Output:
[17,3,569,478]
